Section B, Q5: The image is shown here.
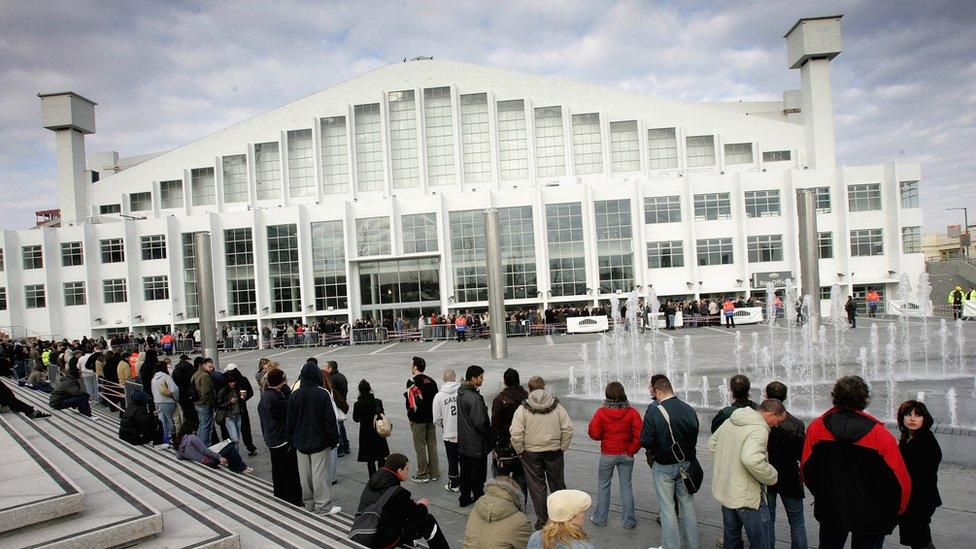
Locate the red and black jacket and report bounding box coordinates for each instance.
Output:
[801,407,911,536]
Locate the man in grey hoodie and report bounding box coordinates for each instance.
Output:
[509,376,574,529]
[432,369,461,492]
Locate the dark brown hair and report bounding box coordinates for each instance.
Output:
[897,400,934,442]
[831,375,869,411]
[605,381,627,402]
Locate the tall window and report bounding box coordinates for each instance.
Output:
[900,181,919,208]
[191,167,215,206]
[103,278,127,304]
[181,233,198,318]
[22,245,42,269]
[499,206,537,299]
[267,224,301,313]
[815,186,831,213]
[818,232,833,259]
[63,281,86,306]
[389,90,420,189]
[255,142,282,200]
[402,213,438,253]
[572,113,603,175]
[100,204,121,214]
[546,202,586,297]
[747,234,784,263]
[143,275,169,300]
[424,87,454,186]
[848,183,882,212]
[595,199,633,293]
[222,155,248,203]
[902,226,921,254]
[610,121,640,172]
[0,288,6,310]
[763,150,791,162]
[744,190,781,218]
[140,234,167,260]
[697,238,734,266]
[25,284,45,308]
[497,99,529,180]
[644,195,682,224]
[310,220,348,310]
[224,228,256,315]
[450,210,487,302]
[648,128,678,169]
[534,106,565,177]
[694,193,732,220]
[160,179,184,209]
[61,241,83,267]
[287,129,315,198]
[100,238,124,263]
[320,116,349,194]
[354,103,384,191]
[647,241,684,269]
[724,143,753,165]
[130,191,152,212]
[461,93,491,183]
[0,249,4,271]
[356,217,391,256]
[850,228,884,256]
[686,135,716,167]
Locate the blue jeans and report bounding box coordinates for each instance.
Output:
[157,402,176,444]
[224,415,242,443]
[722,498,772,549]
[215,442,247,473]
[653,462,700,549]
[768,492,807,549]
[195,404,214,444]
[592,454,636,527]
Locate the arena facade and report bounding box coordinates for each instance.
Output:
[2,15,923,339]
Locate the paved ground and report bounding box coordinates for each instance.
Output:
[221,317,976,548]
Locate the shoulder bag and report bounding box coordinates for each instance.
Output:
[657,403,703,494]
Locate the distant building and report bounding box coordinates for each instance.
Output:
[3,15,924,339]
[923,232,974,262]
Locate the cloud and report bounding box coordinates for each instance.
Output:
[0,0,973,234]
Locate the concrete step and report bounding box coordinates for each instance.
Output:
[0,415,85,533]
[0,412,163,548]
[9,381,363,548]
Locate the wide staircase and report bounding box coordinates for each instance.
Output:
[1,379,364,548]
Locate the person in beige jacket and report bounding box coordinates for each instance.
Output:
[509,376,574,529]
[463,476,533,548]
[708,398,786,549]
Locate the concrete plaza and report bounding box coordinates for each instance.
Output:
[222,317,976,548]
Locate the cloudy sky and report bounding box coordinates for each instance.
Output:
[1,0,973,232]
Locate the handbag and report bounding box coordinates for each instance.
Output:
[493,446,520,475]
[374,412,393,437]
[657,403,703,495]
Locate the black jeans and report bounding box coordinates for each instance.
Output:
[458,454,487,505]
[848,311,856,328]
[366,459,383,477]
[818,526,885,549]
[444,440,460,488]
[239,405,257,453]
[269,444,303,507]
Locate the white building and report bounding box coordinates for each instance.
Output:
[2,15,924,340]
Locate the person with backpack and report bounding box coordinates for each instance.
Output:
[352,453,450,549]
[353,379,391,477]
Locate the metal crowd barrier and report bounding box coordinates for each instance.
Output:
[351,327,388,345]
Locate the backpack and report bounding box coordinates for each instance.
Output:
[348,486,399,546]
[374,412,393,438]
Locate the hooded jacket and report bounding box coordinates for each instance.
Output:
[286,362,339,454]
[257,384,290,449]
[509,389,574,454]
[432,380,461,442]
[708,407,778,509]
[457,381,491,457]
[49,374,87,408]
[119,390,160,445]
[151,370,178,404]
[404,372,438,423]
[588,401,643,456]
[171,360,195,404]
[463,479,533,549]
[357,468,432,548]
[711,398,758,433]
[767,412,806,499]
[491,385,529,450]
[802,407,911,536]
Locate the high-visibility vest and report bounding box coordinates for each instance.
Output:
[722,301,735,313]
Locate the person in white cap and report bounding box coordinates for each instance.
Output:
[527,489,595,549]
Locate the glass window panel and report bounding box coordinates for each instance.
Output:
[355,103,384,191]
[159,179,184,209]
[25,284,45,308]
[647,240,685,269]
[686,135,716,168]
[696,238,734,266]
[143,275,169,301]
[320,116,350,194]
[191,167,215,206]
[644,195,682,224]
[900,181,919,208]
[100,238,124,263]
[572,113,603,175]
[255,142,282,200]
[424,87,454,186]
[850,228,884,256]
[310,220,347,310]
[497,99,529,180]
[99,204,121,214]
[535,106,566,177]
[594,199,633,293]
[22,245,42,269]
[130,191,152,212]
[287,129,315,198]
[182,233,198,317]
[747,234,784,263]
[356,216,391,256]
[224,227,256,315]
[648,127,678,169]
[693,193,732,220]
[848,184,882,212]
[222,155,248,203]
[724,142,753,165]
[815,186,831,213]
[60,241,83,267]
[546,202,586,297]
[63,281,86,306]
[610,121,640,172]
[103,278,128,304]
[267,224,301,313]
[744,190,781,218]
[402,213,438,253]
[460,93,491,183]
[140,234,167,260]
[902,226,921,254]
[762,150,791,162]
[389,90,420,189]
[818,232,833,259]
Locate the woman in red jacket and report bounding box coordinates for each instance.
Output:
[587,381,643,529]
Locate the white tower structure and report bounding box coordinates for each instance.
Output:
[785,15,842,169]
[39,91,97,223]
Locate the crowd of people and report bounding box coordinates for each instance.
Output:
[0,332,951,549]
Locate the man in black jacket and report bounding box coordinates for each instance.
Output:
[457,365,490,507]
[711,374,758,433]
[171,355,198,425]
[324,360,350,456]
[765,381,807,549]
[356,453,449,548]
[490,367,528,495]
[258,369,302,507]
[119,390,163,445]
[223,365,258,456]
[404,356,439,483]
[286,361,340,516]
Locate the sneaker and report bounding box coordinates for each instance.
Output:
[242,467,254,474]
[88,415,100,421]
[321,505,341,516]
[29,411,51,419]
[247,450,258,457]
[430,475,440,482]
[410,475,430,483]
